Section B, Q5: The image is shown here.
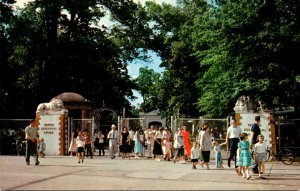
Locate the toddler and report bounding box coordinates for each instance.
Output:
[212,141,225,168]
[190,142,200,169]
[39,138,46,158]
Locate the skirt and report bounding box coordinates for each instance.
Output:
[68,139,77,152]
[153,138,163,155]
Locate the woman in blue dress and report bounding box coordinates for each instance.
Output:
[238,133,251,180]
[134,127,144,159]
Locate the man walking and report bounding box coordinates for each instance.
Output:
[250,116,261,174]
[225,119,242,170]
[25,119,40,165]
[107,124,118,159]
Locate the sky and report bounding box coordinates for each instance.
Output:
[15,0,176,106]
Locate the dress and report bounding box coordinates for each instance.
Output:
[182,129,191,156]
[134,131,144,154]
[238,141,251,167]
[120,131,131,153]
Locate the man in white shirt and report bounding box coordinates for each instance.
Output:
[146,125,155,158]
[107,124,118,159]
[224,119,242,169]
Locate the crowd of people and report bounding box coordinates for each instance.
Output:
[20,115,267,180]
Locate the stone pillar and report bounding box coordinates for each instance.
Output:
[36,110,68,156]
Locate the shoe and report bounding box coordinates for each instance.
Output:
[78,161,80,163]
[228,160,231,168]
[261,177,266,180]
[173,160,176,163]
[82,159,84,163]
[247,176,251,180]
[26,161,30,165]
[35,161,40,166]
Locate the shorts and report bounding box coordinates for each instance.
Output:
[256,153,266,162]
[191,159,198,163]
[77,147,84,153]
[175,147,184,157]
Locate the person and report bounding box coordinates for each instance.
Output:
[163,138,172,161]
[191,142,200,169]
[107,124,118,159]
[134,127,144,159]
[146,125,155,158]
[212,140,225,168]
[199,125,212,169]
[39,138,46,158]
[250,116,261,174]
[173,127,185,164]
[76,131,85,164]
[25,119,39,165]
[254,134,267,179]
[128,127,135,154]
[120,127,131,159]
[83,129,93,159]
[238,133,251,180]
[224,119,242,170]
[68,129,78,157]
[97,130,105,156]
[181,126,191,160]
[153,127,164,161]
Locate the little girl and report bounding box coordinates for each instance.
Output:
[254,134,267,179]
[39,138,46,158]
[212,141,225,168]
[238,133,251,180]
[76,131,85,164]
[163,138,172,161]
[190,142,200,169]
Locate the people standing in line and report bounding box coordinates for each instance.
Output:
[76,131,85,164]
[254,134,267,179]
[250,116,261,174]
[173,127,185,164]
[191,142,200,169]
[134,127,144,159]
[199,125,212,169]
[68,129,78,157]
[83,129,93,159]
[120,127,131,159]
[224,119,242,171]
[39,138,46,158]
[212,140,225,168]
[238,133,252,180]
[146,125,155,158]
[181,126,191,160]
[97,130,105,156]
[107,124,118,159]
[25,119,40,165]
[153,127,164,161]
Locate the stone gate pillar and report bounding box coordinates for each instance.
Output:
[36,110,68,156]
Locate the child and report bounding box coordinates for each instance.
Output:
[163,138,172,161]
[254,134,267,179]
[39,138,46,158]
[76,131,85,164]
[190,142,200,169]
[212,141,225,168]
[237,133,251,180]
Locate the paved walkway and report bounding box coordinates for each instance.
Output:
[1,154,300,190]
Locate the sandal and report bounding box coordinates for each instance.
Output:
[247,176,251,180]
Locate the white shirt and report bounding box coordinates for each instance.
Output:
[107,130,118,139]
[254,142,267,154]
[227,125,242,138]
[191,147,200,159]
[76,137,85,147]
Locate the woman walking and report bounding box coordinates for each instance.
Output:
[199,125,212,169]
[120,127,131,159]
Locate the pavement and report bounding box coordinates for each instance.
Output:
[1,152,300,190]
